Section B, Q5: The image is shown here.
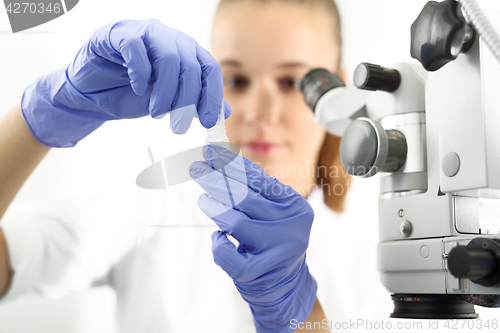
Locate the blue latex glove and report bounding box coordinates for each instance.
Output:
[21,19,231,147]
[189,145,317,333]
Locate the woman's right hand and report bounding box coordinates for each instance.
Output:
[22,19,230,147]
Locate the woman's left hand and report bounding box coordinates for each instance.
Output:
[189,145,317,333]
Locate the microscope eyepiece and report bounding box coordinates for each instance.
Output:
[300,68,345,111]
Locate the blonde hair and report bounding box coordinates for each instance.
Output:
[214,0,351,212]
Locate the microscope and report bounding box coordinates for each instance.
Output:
[301,0,500,319]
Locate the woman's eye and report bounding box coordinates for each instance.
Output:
[279,77,300,91]
[225,76,248,90]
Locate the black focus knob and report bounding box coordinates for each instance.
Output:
[448,247,496,279]
[300,68,345,112]
[353,63,401,92]
[411,0,475,72]
[448,238,500,287]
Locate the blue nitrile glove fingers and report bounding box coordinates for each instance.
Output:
[191,160,309,232]
[99,19,219,123]
[170,99,231,135]
[224,100,232,119]
[21,19,226,147]
[113,20,181,119]
[195,43,225,129]
[169,105,198,135]
[116,31,151,96]
[189,145,317,333]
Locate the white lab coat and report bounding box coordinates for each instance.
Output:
[3,176,493,333]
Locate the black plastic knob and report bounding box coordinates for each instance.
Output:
[448,238,500,287]
[411,0,475,72]
[448,247,495,279]
[353,63,401,92]
[300,68,345,112]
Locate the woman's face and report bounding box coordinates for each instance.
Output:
[212,2,340,194]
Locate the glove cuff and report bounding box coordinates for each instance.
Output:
[21,67,107,147]
[239,261,318,333]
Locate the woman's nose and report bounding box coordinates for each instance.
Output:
[242,83,281,126]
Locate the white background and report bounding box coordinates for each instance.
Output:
[0,0,499,332]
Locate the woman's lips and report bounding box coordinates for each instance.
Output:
[245,141,281,155]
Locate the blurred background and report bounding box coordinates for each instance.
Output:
[0,0,498,332]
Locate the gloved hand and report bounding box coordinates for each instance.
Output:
[189,145,317,333]
[21,19,231,147]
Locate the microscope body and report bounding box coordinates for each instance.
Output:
[300,0,500,318]
[378,31,500,298]
[368,2,500,315]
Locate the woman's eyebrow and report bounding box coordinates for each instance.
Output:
[220,60,241,67]
[277,62,308,69]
